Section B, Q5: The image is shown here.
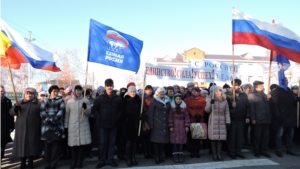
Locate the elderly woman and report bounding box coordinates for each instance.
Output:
[148,87,170,164]
[122,86,142,167]
[10,87,42,169]
[205,86,230,161]
[65,85,91,169]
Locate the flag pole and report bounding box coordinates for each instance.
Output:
[82,61,89,121]
[7,61,20,116]
[267,20,275,97]
[138,68,147,136]
[232,45,235,102]
[297,79,300,128]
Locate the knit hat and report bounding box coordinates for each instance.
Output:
[200,90,208,96]
[210,86,223,93]
[48,85,59,94]
[105,79,114,86]
[174,93,182,99]
[124,86,137,97]
[39,91,48,96]
[127,82,136,88]
[155,87,166,96]
[97,86,105,94]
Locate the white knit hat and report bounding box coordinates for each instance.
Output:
[155,87,166,96]
[124,86,137,97]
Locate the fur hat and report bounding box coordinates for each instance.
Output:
[174,93,182,99]
[292,85,299,90]
[74,85,83,91]
[48,85,59,94]
[231,79,242,86]
[24,87,37,94]
[126,82,136,88]
[39,91,48,96]
[223,83,230,89]
[210,85,223,93]
[155,87,165,96]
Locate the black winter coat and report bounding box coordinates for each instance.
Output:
[271,87,297,127]
[226,90,250,121]
[1,97,14,145]
[148,95,170,143]
[123,94,141,140]
[92,91,123,129]
[248,90,271,124]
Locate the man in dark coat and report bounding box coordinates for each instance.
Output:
[92,79,123,168]
[1,85,14,160]
[225,79,250,159]
[9,87,42,169]
[248,81,271,158]
[271,79,299,157]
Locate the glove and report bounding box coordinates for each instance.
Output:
[82,103,87,109]
[226,123,230,131]
[276,115,283,123]
[195,114,201,123]
[45,118,52,125]
[14,105,21,113]
[210,99,215,104]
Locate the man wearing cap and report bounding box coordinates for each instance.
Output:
[248,81,271,158]
[9,87,42,169]
[225,79,250,159]
[271,79,299,157]
[93,79,123,168]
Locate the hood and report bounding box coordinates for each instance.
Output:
[209,93,227,101]
[154,95,169,105]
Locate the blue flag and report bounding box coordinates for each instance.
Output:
[87,19,143,73]
[272,54,290,91]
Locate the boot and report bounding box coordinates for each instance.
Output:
[211,141,218,161]
[158,144,164,162]
[131,141,138,166]
[178,152,183,163]
[27,156,34,169]
[217,141,224,161]
[126,141,132,167]
[173,152,179,163]
[77,146,84,168]
[154,144,160,164]
[20,157,27,169]
[70,147,78,169]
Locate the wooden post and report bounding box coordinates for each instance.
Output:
[232,45,235,102]
[81,61,89,121]
[267,20,275,99]
[7,61,20,116]
[138,70,147,136]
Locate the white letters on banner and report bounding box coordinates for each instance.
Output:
[145,60,240,83]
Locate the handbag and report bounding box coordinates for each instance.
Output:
[45,128,62,143]
[142,121,151,132]
[190,123,207,139]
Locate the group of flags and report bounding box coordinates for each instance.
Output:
[1,8,300,90]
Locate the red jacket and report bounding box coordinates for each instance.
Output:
[186,96,206,123]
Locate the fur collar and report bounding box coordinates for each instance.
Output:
[154,95,169,105]
[209,93,227,101]
[171,100,186,109]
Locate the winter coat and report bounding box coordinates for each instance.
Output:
[1,97,14,145]
[271,87,297,127]
[65,96,91,147]
[9,98,41,157]
[225,90,250,121]
[123,94,142,140]
[92,91,123,129]
[168,101,190,144]
[248,90,271,124]
[142,94,153,134]
[186,96,206,123]
[205,94,230,141]
[40,96,65,140]
[148,95,170,143]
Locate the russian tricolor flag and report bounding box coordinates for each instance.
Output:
[232,8,300,63]
[0,19,61,72]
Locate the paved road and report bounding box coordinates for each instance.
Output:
[2,142,300,169]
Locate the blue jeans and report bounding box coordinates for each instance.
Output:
[99,127,117,164]
[276,126,294,152]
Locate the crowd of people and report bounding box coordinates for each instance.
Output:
[0,77,300,169]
